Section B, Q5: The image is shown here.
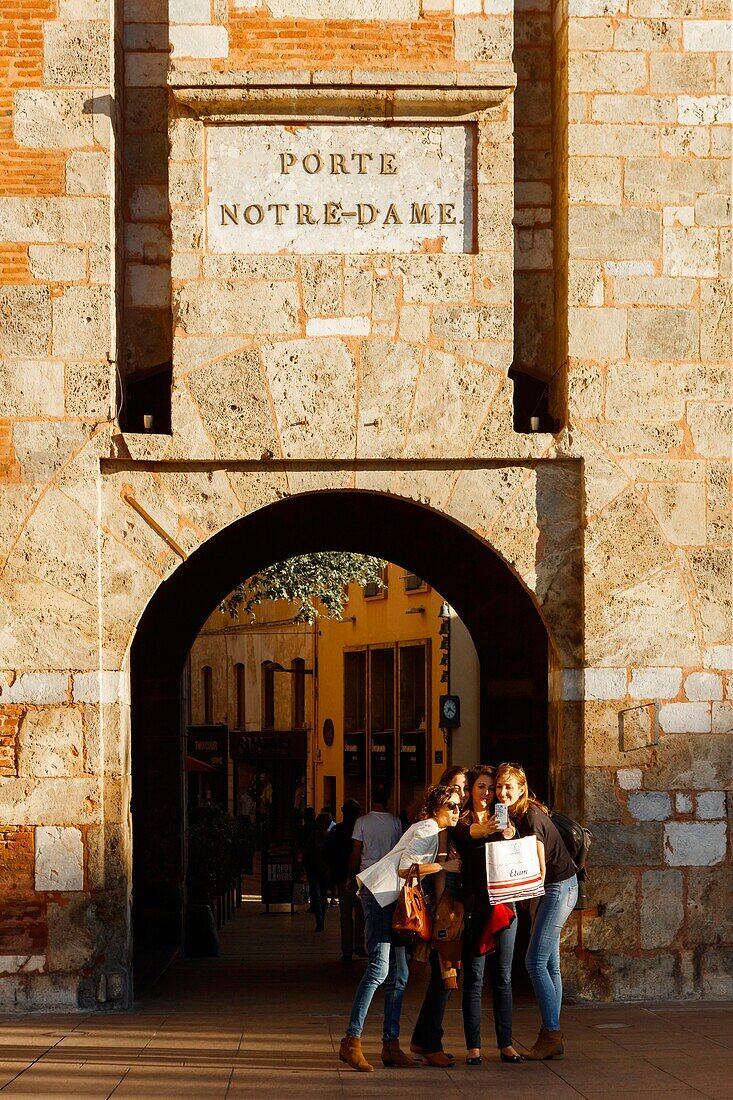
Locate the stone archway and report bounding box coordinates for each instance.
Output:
[129,488,563,984]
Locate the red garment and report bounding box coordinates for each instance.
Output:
[477,903,516,956]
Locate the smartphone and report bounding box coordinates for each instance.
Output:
[495,802,508,830]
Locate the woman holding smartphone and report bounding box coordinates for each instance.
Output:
[453,766,524,1065]
[339,783,462,1073]
[494,762,578,1061]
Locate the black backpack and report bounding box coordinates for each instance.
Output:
[550,811,592,910]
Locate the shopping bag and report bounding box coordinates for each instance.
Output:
[486,836,545,905]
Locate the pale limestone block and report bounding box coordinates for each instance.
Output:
[0,361,64,417]
[617,768,643,790]
[700,281,731,360]
[605,261,655,276]
[683,19,732,49]
[170,119,204,164]
[695,193,733,225]
[355,342,422,458]
[663,227,718,276]
[262,339,356,460]
[568,51,647,93]
[650,53,713,93]
[169,0,212,20]
[568,261,604,306]
[454,16,513,61]
[0,673,68,705]
[343,264,372,315]
[404,350,502,458]
[202,256,297,281]
[13,90,95,149]
[66,151,109,195]
[44,21,109,85]
[630,0,700,12]
[569,207,660,260]
[586,420,684,457]
[568,94,589,122]
[174,281,299,337]
[28,245,86,283]
[65,361,113,419]
[124,51,168,87]
[129,185,168,221]
[0,285,51,358]
[696,791,726,818]
[172,334,245,373]
[640,869,684,948]
[52,286,111,359]
[627,308,698,361]
[611,275,696,306]
[624,158,726,205]
[301,256,342,316]
[267,0,419,11]
[568,158,622,204]
[169,25,229,58]
[18,707,84,778]
[629,791,672,820]
[34,826,84,891]
[568,0,625,11]
[584,667,626,700]
[705,645,733,670]
[170,208,203,252]
[568,17,614,49]
[664,821,726,865]
[712,702,733,732]
[688,403,732,458]
[629,667,682,699]
[685,671,724,701]
[11,422,88,485]
[569,124,659,157]
[0,956,45,974]
[170,254,200,279]
[592,94,676,124]
[392,256,473,304]
[659,701,712,732]
[60,0,109,12]
[679,94,733,124]
[398,305,431,343]
[567,363,603,417]
[661,125,710,158]
[613,16,681,49]
[483,0,513,11]
[687,548,732,643]
[645,482,706,545]
[456,0,482,9]
[568,307,626,358]
[169,162,203,208]
[0,197,108,244]
[125,263,170,308]
[675,792,693,812]
[305,317,370,336]
[124,223,171,263]
[72,671,128,705]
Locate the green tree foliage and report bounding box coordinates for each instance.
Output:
[220,552,386,624]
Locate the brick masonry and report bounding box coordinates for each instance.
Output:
[0,0,730,1009]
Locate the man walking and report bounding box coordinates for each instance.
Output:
[325,799,366,961]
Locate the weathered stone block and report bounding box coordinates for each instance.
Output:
[696,790,726,819]
[52,287,111,360]
[569,207,660,260]
[588,823,664,865]
[628,790,671,821]
[44,22,110,86]
[583,868,638,952]
[585,768,624,820]
[687,866,733,945]
[684,672,723,701]
[664,821,727,865]
[27,245,86,283]
[617,768,643,790]
[0,361,65,418]
[169,25,229,58]
[17,708,84,778]
[646,482,706,546]
[35,826,84,891]
[627,307,698,360]
[454,16,513,61]
[568,307,626,358]
[700,281,732,362]
[629,667,682,700]
[659,702,711,734]
[14,90,96,150]
[0,286,51,358]
[663,227,718,277]
[174,281,299,336]
[640,869,684,948]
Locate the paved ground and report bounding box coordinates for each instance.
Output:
[0,896,731,1099]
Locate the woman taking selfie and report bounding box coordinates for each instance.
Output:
[338,783,462,1073]
[453,766,524,1065]
[494,762,578,1061]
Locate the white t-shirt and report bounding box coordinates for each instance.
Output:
[352,811,402,871]
[357,818,441,907]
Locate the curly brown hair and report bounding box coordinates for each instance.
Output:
[418,782,460,820]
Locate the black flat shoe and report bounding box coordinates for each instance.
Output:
[466,1056,482,1065]
[500,1052,525,1063]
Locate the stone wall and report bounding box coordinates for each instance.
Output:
[0,0,730,1009]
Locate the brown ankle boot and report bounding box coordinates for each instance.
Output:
[381,1040,416,1067]
[339,1035,374,1072]
[525,1027,564,1060]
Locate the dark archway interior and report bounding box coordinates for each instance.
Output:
[131,490,549,985]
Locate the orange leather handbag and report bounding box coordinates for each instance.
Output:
[392,863,432,942]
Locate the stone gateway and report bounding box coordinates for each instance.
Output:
[0,0,731,1011]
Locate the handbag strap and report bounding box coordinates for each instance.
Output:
[406,862,422,888]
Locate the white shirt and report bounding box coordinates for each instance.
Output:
[352,811,402,870]
[357,818,440,907]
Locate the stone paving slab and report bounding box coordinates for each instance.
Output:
[0,901,730,1098]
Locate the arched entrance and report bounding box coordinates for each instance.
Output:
[131,490,552,984]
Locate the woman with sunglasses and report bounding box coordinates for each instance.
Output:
[495,762,578,1061]
[338,783,462,1073]
[453,765,524,1065]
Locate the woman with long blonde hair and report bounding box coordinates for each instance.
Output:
[494,763,578,1061]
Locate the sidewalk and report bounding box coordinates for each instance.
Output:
[0,898,731,1099]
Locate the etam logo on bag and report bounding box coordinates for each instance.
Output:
[510,841,523,857]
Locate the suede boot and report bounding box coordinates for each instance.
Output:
[381,1040,416,1067]
[339,1035,374,1072]
[424,1051,455,1067]
[525,1027,564,1060]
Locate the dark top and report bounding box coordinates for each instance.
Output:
[323,821,354,882]
[515,804,576,885]
[453,819,506,918]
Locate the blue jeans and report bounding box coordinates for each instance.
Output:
[346,888,409,1042]
[525,875,578,1032]
[462,914,517,1050]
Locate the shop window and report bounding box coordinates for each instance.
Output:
[344,650,367,809]
[398,644,428,818]
[261,662,275,730]
[291,657,306,729]
[234,662,245,729]
[201,665,213,725]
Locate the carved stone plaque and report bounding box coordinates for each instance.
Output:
[206,123,474,254]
